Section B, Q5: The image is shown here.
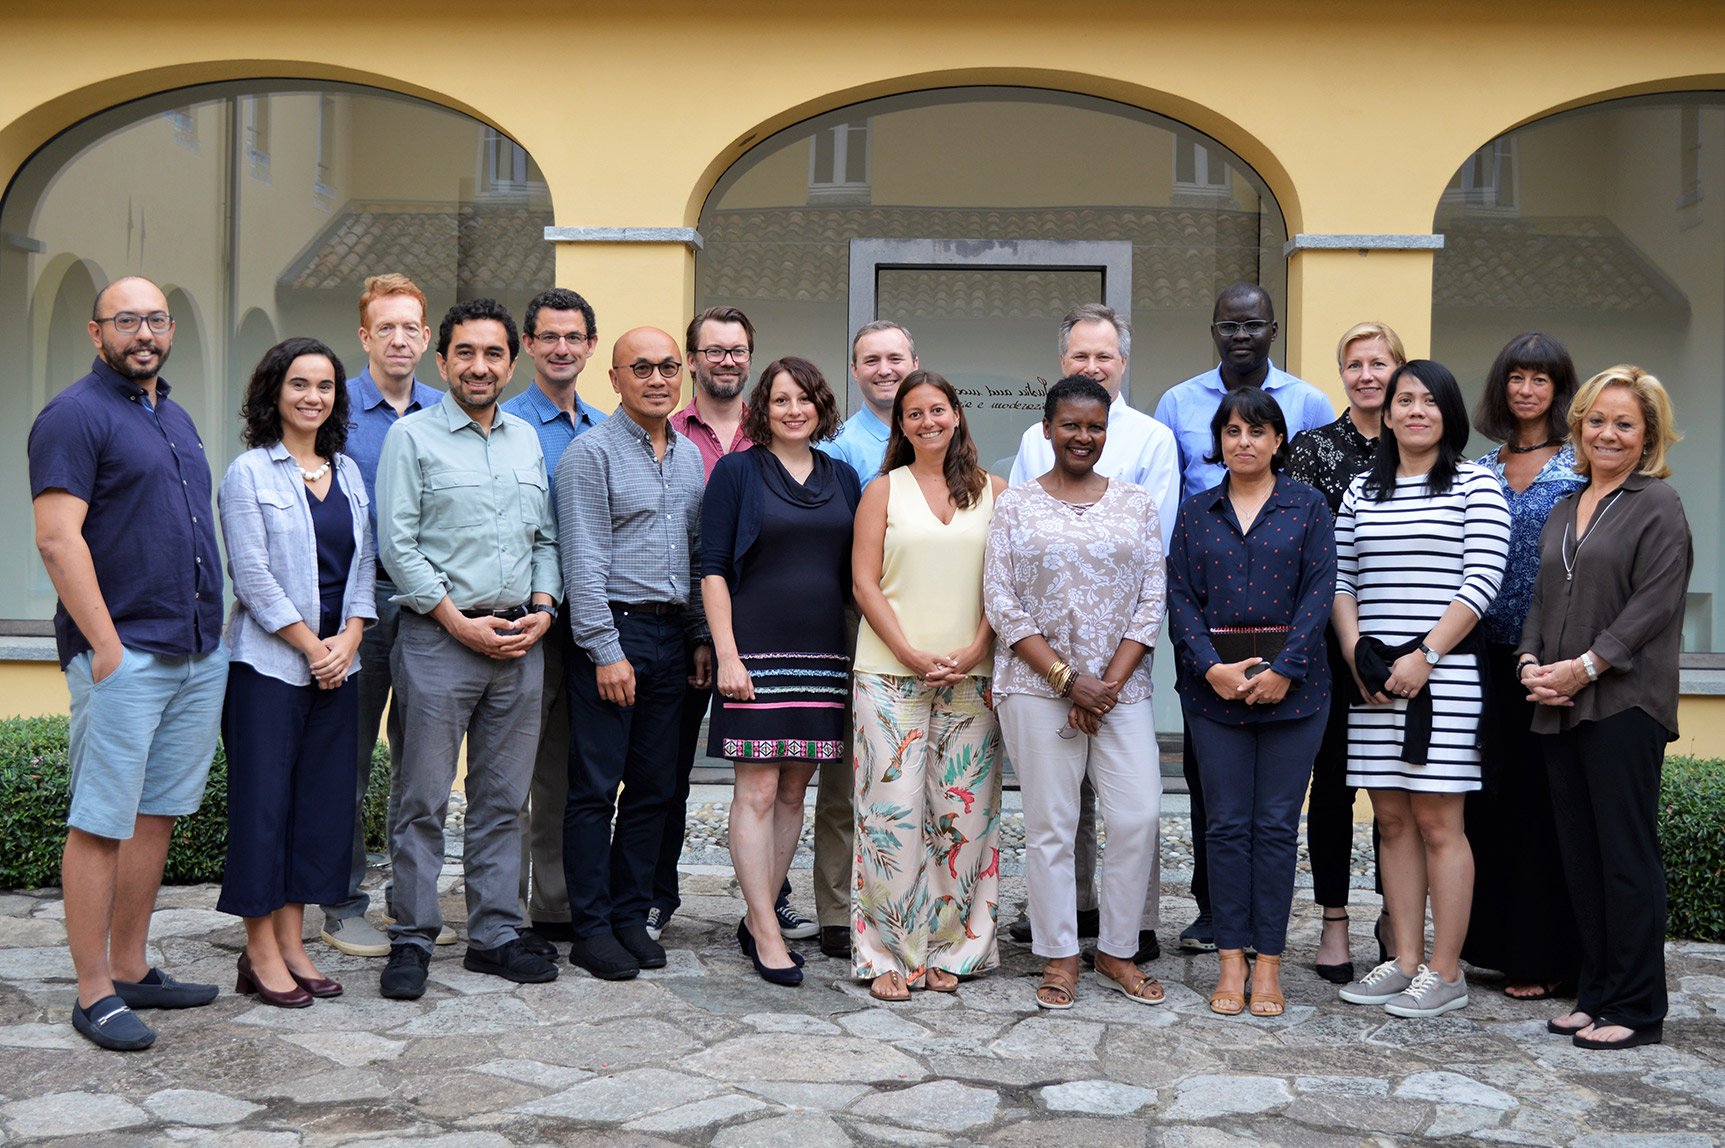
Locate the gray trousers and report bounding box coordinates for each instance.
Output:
[521,621,572,924]
[323,577,404,920]
[388,611,543,951]
[809,606,863,928]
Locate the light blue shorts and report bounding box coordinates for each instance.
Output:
[65,645,229,840]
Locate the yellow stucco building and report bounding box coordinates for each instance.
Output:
[4,1,1724,750]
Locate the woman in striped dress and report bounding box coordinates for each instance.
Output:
[1331,360,1509,1019]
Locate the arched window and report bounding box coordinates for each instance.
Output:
[1430,94,1724,654]
[0,81,552,623]
[697,87,1289,471]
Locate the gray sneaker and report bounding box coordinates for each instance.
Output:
[1383,964,1469,1018]
[1338,959,1416,1005]
[321,915,391,957]
[379,912,457,946]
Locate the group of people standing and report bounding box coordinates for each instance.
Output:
[30,273,1687,1057]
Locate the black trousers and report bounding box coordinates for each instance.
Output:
[563,609,688,939]
[1542,706,1669,1030]
[1183,725,1209,912]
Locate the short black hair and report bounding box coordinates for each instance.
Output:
[1042,375,1111,422]
[240,336,349,457]
[523,288,595,341]
[1204,385,1290,470]
[1212,280,1274,322]
[437,298,519,359]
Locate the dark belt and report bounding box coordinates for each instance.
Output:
[609,601,681,616]
[460,604,529,621]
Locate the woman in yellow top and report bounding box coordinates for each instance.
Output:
[851,370,1007,1002]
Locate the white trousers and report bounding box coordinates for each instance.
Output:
[998,694,1161,960]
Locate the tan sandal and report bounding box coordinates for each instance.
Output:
[869,970,911,1002]
[1249,953,1285,1017]
[1095,955,1164,1006]
[1210,948,1247,1016]
[1035,960,1078,1010]
[923,967,959,993]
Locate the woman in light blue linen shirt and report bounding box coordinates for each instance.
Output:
[217,337,375,1008]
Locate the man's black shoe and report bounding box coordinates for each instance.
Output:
[1135,929,1161,962]
[1008,907,1101,946]
[517,928,560,960]
[819,925,851,960]
[530,919,577,943]
[112,967,219,1010]
[1008,917,1033,943]
[380,943,430,1000]
[72,995,156,1050]
[568,932,640,980]
[464,939,559,984]
[615,925,667,970]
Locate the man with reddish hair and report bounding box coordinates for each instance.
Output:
[318,273,445,958]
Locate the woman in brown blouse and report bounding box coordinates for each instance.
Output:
[1517,365,1690,1052]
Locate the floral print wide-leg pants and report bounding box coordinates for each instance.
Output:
[851,672,1002,980]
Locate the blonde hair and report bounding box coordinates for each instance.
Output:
[1568,364,1680,480]
[1335,321,1407,367]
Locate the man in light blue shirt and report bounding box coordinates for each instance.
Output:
[500,287,604,950]
[320,274,443,960]
[1151,281,1335,955]
[819,320,919,489]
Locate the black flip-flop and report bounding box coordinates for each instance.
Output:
[1573,1022,1663,1051]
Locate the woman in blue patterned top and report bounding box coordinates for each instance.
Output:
[1461,333,1585,1002]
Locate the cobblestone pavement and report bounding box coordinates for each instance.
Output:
[2,802,1722,1146]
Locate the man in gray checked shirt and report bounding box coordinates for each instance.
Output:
[556,325,711,981]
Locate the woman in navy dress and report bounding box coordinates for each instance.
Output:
[702,356,860,985]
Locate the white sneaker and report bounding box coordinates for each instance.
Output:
[1383,964,1469,1018]
[379,912,457,946]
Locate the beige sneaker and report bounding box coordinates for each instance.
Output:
[378,912,457,946]
[320,915,390,957]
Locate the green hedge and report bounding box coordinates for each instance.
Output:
[0,715,389,890]
[1661,756,1725,942]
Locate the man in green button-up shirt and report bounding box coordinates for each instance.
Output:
[374,298,562,1000]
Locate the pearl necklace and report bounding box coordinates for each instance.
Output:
[299,459,331,484]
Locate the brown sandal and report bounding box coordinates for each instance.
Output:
[1095,956,1164,1006]
[1249,953,1285,1017]
[1210,948,1247,1016]
[923,967,959,993]
[1035,961,1078,1010]
[869,970,911,1002]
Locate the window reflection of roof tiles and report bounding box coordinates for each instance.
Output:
[1435,217,1687,314]
[279,202,553,292]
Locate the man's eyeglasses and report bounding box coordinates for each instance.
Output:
[696,346,750,363]
[620,359,683,380]
[95,311,172,335]
[1212,320,1272,338]
[533,331,591,348]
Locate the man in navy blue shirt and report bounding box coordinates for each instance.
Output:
[318,273,443,959]
[29,276,228,1050]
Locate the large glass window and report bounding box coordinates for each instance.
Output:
[696,87,1289,470]
[1430,94,1725,653]
[0,82,551,624]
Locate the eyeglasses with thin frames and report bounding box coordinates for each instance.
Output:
[695,346,750,363]
[95,311,172,334]
[533,331,591,348]
[1212,320,1272,338]
[619,359,683,380]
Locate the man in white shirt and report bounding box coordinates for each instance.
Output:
[1006,303,1178,963]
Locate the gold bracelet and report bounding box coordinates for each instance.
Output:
[1045,660,1071,694]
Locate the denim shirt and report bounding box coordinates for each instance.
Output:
[219,445,377,686]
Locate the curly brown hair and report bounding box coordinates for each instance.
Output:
[240,337,349,456]
[741,356,842,446]
[881,370,987,509]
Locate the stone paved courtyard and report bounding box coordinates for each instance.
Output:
[1,800,1722,1146]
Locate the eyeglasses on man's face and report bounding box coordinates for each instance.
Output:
[533,330,591,349]
[1212,320,1272,338]
[619,359,683,380]
[95,311,173,334]
[695,345,750,363]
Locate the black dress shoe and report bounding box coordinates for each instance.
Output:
[1134,930,1161,962]
[819,925,851,960]
[113,967,219,1009]
[530,919,577,943]
[568,932,639,980]
[1008,918,1034,943]
[518,928,560,960]
[464,939,559,984]
[615,925,667,969]
[1076,908,1101,938]
[380,943,430,1000]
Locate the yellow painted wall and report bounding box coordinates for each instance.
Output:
[0,663,69,721]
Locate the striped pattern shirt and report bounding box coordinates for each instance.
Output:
[1336,463,1509,791]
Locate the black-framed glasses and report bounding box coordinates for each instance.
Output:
[1212,320,1272,338]
[696,345,750,363]
[533,330,591,348]
[621,359,682,380]
[95,311,172,334]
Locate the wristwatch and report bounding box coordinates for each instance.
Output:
[1418,641,1441,665]
[530,603,557,618]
